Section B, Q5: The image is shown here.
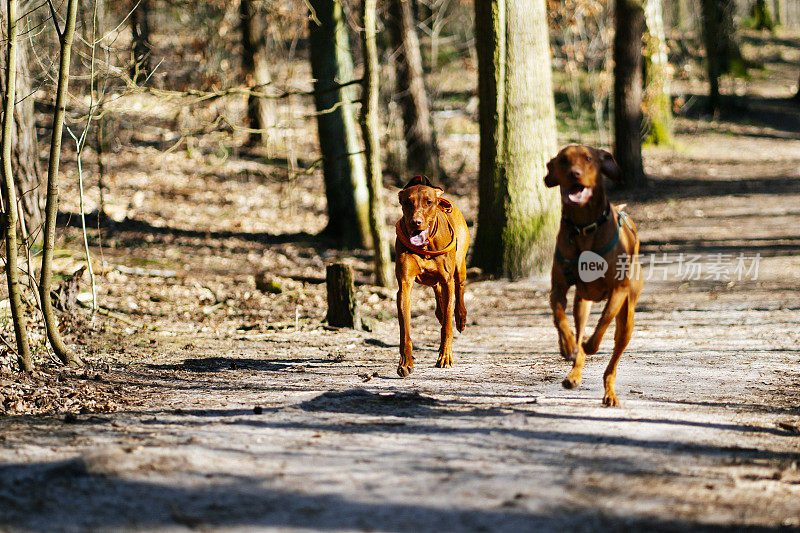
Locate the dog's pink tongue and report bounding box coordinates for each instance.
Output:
[409,229,429,247]
[567,187,593,205]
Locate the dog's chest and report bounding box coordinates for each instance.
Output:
[575,278,612,302]
[412,255,451,286]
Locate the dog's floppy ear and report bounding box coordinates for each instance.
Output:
[598,149,621,182]
[544,158,559,188]
[402,175,433,190]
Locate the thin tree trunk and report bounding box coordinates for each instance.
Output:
[40,0,82,367]
[1,0,33,371]
[91,0,108,215]
[775,0,784,25]
[472,0,559,278]
[308,0,371,249]
[130,0,152,84]
[675,0,689,31]
[239,0,274,146]
[701,0,741,112]
[0,10,43,235]
[794,69,800,101]
[614,0,646,187]
[643,0,673,145]
[387,0,442,181]
[702,0,722,111]
[360,0,392,287]
[751,0,775,31]
[96,114,106,214]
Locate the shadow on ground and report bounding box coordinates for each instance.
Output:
[0,458,787,532]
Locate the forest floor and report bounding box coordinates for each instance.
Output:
[1,30,800,532]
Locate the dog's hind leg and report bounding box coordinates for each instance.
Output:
[582,288,627,355]
[603,297,634,407]
[454,260,467,332]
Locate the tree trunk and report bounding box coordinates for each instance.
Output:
[239,0,274,146]
[387,0,442,181]
[326,263,359,328]
[472,0,559,279]
[359,0,392,287]
[701,0,722,112]
[0,10,42,235]
[674,0,689,31]
[751,0,775,31]
[794,69,800,101]
[1,0,33,371]
[701,0,741,112]
[308,0,370,249]
[643,0,673,146]
[614,0,646,187]
[774,0,784,25]
[40,0,82,367]
[130,0,152,84]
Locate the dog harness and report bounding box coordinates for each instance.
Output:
[554,204,633,286]
[395,198,456,259]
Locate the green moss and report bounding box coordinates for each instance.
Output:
[643,68,673,147]
[501,207,559,279]
[644,96,674,147]
[743,0,775,32]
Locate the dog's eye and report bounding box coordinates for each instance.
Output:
[585,155,592,162]
[426,199,433,206]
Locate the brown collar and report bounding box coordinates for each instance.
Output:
[396,200,456,259]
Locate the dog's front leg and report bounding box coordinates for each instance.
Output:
[550,275,577,361]
[562,296,592,389]
[397,278,414,377]
[435,277,455,368]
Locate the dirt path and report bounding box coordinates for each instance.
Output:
[1,280,799,532]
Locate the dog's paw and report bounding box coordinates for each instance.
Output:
[602,391,620,407]
[397,365,413,377]
[435,352,453,368]
[562,373,582,389]
[559,344,579,362]
[582,337,600,356]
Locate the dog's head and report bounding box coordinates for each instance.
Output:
[398,175,443,246]
[544,145,620,207]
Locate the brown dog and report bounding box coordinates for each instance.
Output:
[544,145,643,406]
[395,176,469,377]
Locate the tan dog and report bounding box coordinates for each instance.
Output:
[395,176,469,377]
[544,145,643,406]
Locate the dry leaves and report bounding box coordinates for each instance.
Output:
[0,369,121,416]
